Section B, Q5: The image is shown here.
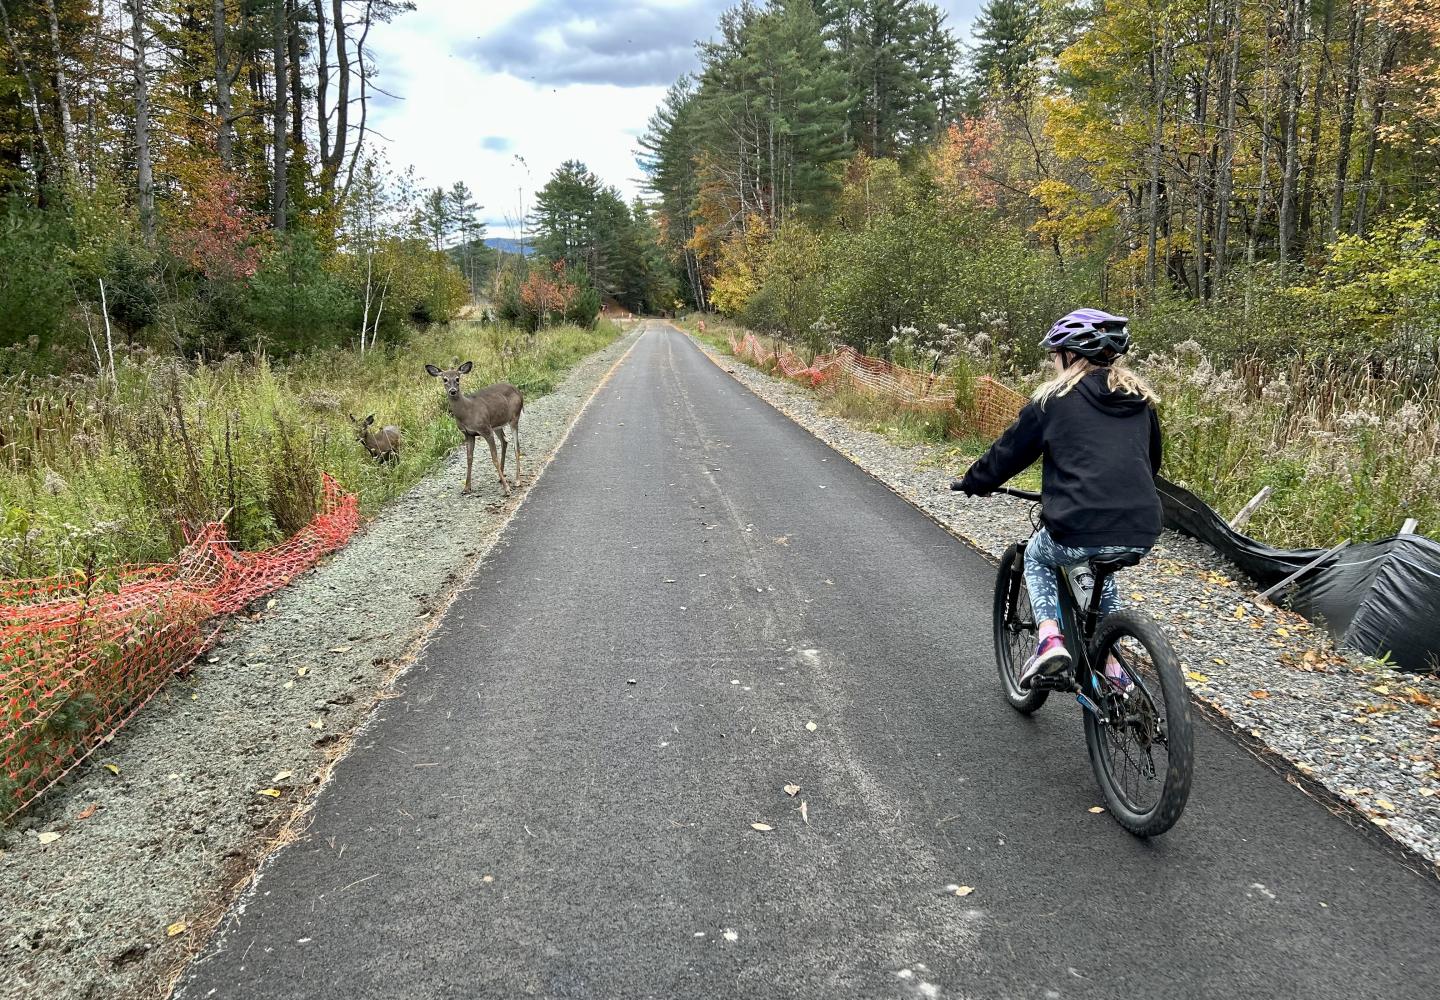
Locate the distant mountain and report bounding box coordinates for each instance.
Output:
[485,238,533,257]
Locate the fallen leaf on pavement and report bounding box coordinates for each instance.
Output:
[1185,671,1210,684]
[329,646,351,654]
[37,831,61,844]
[805,721,818,732]
[256,788,282,798]
[309,718,325,730]
[800,801,809,825]
[951,885,975,897]
[102,763,120,776]
[1249,690,1270,699]
[76,804,98,821]
[751,822,773,832]
[783,784,800,797]
[273,770,293,783]
[1088,806,1106,814]
[166,921,188,937]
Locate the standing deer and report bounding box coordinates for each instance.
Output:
[425,362,524,496]
[349,414,402,465]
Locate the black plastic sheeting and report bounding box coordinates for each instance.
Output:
[1157,478,1440,673]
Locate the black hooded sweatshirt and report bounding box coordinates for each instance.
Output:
[958,370,1163,549]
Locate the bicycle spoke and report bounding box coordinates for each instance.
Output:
[1100,634,1170,815]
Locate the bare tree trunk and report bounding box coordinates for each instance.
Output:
[1194,0,1218,298]
[1144,37,1170,291]
[272,0,288,230]
[1299,0,1335,245]
[341,0,374,199]
[128,0,153,244]
[1213,0,1243,282]
[0,0,56,187]
[324,0,350,195]
[1329,1,1364,241]
[212,0,233,166]
[313,0,330,169]
[1353,31,1398,236]
[86,0,102,181]
[1248,23,1276,268]
[288,0,302,145]
[42,0,76,178]
[1277,0,1306,270]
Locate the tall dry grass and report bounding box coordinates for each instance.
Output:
[0,320,618,578]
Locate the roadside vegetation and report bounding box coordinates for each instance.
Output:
[647,0,1440,550]
[0,321,617,579]
[0,4,642,580]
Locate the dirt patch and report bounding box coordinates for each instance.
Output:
[0,324,643,1000]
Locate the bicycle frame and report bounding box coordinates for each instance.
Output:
[1001,531,1160,723]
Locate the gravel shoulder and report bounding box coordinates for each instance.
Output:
[0,324,643,1000]
[683,324,1440,874]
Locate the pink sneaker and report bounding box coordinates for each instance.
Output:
[1020,634,1071,689]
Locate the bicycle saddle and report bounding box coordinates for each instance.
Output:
[1090,551,1143,574]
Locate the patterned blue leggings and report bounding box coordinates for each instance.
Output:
[1023,527,1149,626]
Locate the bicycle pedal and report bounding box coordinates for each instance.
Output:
[1032,674,1075,692]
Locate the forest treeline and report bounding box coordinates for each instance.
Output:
[640,0,1440,371]
[0,0,512,365]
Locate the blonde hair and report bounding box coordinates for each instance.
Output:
[1033,356,1159,408]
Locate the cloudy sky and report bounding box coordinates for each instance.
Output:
[368,1,984,237]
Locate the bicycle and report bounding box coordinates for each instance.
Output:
[952,483,1194,836]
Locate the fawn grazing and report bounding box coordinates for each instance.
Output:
[349,414,401,465]
[425,361,524,496]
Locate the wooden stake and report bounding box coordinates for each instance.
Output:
[1400,518,1418,536]
[1257,540,1351,605]
[1229,486,1273,531]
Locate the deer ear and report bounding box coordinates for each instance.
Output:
[425,364,441,377]
[458,361,474,374]
[365,414,375,426]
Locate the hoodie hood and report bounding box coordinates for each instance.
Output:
[1074,369,1149,416]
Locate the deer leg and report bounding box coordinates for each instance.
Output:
[496,428,509,484]
[511,418,521,486]
[462,434,475,494]
[482,430,509,496]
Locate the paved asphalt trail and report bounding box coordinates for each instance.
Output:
[182,323,1440,1000]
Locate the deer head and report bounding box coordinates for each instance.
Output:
[425,361,473,400]
[348,413,375,440]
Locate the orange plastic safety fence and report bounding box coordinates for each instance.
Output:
[0,474,359,820]
[728,332,1027,439]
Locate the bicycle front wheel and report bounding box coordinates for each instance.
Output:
[993,542,1048,713]
[1083,610,1193,836]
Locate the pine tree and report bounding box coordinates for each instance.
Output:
[969,0,1041,102]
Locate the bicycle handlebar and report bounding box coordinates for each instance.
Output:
[949,481,1042,503]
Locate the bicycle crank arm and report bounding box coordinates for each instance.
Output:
[1075,691,1110,724]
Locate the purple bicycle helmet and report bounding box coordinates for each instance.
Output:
[1040,308,1131,362]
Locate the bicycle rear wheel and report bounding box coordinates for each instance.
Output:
[1083,610,1193,836]
[993,542,1048,713]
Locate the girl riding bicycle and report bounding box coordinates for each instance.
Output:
[956,308,1162,691]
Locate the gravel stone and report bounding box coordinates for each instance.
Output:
[0,325,643,1000]
[694,332,1440,872]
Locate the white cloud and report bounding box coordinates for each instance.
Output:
[366,0,983,238]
